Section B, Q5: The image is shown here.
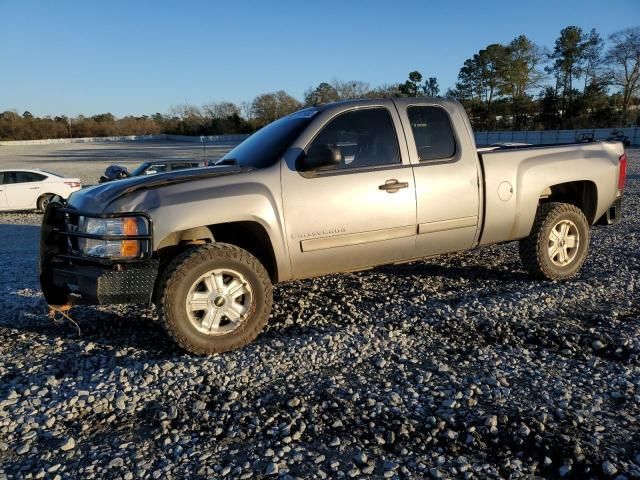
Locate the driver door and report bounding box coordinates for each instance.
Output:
[281,104,417,280]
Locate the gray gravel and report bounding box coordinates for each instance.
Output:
[0,148,639,479]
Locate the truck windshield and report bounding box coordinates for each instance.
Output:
[220,109,317,169]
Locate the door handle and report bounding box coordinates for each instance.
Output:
[30,186,40,190]
[378,179,409,193]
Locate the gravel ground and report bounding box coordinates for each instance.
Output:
[0,148,638,479]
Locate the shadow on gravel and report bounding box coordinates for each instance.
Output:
[57,306,181,355]
[376,260,529,283]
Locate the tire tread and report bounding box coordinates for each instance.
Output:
[519,202,589,281]
[157,243,272,355]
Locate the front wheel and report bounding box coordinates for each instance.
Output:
[158,243,273,354]
[519,202,590,281]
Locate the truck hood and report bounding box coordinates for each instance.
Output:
[68,165,244,213]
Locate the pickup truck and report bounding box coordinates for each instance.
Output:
[39,98,627,354]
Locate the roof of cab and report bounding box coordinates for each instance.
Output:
[314,96,462,113]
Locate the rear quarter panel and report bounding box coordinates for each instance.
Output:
[479,141,623,245]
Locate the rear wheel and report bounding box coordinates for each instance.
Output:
[519,202,590,281]
[37,194,54,212]
[158,243,272,354]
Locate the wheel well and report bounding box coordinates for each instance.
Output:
[209,222,278,282]
[156,221,278,283]
[36,193,56,209]
[37,193,54,202]
[540,181,598,223]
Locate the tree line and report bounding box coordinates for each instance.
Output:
[449,26,640,130]
[1,25,638,141]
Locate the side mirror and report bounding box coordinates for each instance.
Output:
[299,144,342,171]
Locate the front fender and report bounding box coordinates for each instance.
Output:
[105,166,291,281]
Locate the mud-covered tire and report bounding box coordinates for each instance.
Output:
[37,194,54,212]
[519,202,590,281]
[158,243,272,355]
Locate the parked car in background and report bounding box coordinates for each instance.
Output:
[0,169,81,211]
[607,130,631,147]
[99,160,205,183]
[99,165,130,183]
[576,133,596,143]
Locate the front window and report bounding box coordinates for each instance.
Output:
[305,108,400,172]
[220,109,318,169]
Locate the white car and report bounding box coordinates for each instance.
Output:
[0,169,81,212]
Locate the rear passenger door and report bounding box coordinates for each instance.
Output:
[396,103,481,257]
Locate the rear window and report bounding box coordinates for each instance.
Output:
[4,171,46,184]
[171,162,199,170]
[407,106,456,161]
[19,172,46,182]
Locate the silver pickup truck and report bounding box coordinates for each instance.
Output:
[40,98,627,354]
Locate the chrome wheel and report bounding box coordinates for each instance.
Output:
[548,219,579,267]
[185,268,253,335]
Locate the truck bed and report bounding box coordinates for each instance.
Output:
[477,141,624,246]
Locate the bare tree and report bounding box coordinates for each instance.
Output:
[240,101,253,121]
[303,82,340,106]
[606,27,640,124]
[364,83,401,99]
[202,101,241,120]
[169,104,204,135]
[330,79,371,100]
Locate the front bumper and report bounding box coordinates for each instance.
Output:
[39,201,159,306]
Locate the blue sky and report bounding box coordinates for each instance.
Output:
[1,0,638,117]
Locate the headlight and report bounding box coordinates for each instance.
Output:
[76,216,149,259]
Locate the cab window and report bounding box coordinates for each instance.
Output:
[306,108,400,172]
[145,164,168,174]
[407,106,456,161]
[170,162,196,170]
